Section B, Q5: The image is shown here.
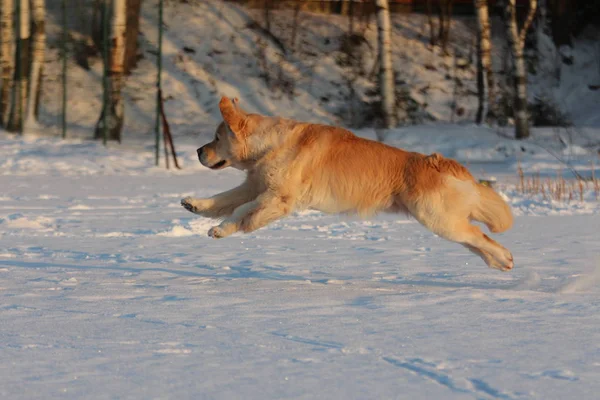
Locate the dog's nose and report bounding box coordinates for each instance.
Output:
[197,147,203,162]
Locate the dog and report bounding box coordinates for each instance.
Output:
[181,97,514,271]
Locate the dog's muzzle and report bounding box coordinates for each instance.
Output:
[197,147,227,169]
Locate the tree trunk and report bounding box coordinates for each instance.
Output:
[549,0,572,47]
[348,0,355,35]
[505,0,537,139]
[7,0,31,133]
[0,0,15,127]
[291,1,305,52]
[437,1,445,46]
[425,0,436,46]
[536,0,561,84]
[474,0,495,120]
[475,33,485,124]
[264,0,272,33]
[375,0,396,128]
[26,0,45,126]
[438,0,454,54]
[95,0,126,142]
[340,0,349,16]
[124,0,141,75]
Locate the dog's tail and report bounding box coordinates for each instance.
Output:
[471,184,513,233]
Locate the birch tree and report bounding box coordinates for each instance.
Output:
[26,0,45,126]
[0,0,14,126]
[7,0,31,132]
[375,0,396,128]
[124,0,141,74]
[474,0,495,122]
[95,0,127,142]
[504,0,537,139]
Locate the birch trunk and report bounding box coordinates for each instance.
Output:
[0,0,14,126]
[94,0,126,142]
[474,0,495,120]
[340,0,349,16]
[505,0,537,139]
[375,0,396,128]
[7,0,30,132]
[26,0,45,126]
[124,0,141,74]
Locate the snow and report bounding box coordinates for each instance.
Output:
[39,0,488,139]
[2,0,600,398]
[1,127,600,399]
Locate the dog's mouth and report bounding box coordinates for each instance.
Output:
[209,160,228,170]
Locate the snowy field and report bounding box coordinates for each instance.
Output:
[1,127,599,400]
[2,0,599,397]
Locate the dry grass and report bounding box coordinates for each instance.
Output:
[517,161,600,202]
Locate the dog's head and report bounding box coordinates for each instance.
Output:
[197,97,262,170]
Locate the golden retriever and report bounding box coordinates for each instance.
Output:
[182,97,514,271]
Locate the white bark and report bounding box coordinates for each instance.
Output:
[19,0,30,38]
[111,0,126,76]
[95,0,127,141]
[26,0,45,127]
[109,0,126,141]
[19,0,30,120]
[505,0,537,139]
[0,0,14,125]
[474,0,494,119]
[375,0,396,129]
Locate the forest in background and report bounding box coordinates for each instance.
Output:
[1,0,599,144]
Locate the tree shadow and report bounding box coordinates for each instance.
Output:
[0,259,311,283]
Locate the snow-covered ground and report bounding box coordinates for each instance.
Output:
[1,127,599,399]
[2,0,600,398]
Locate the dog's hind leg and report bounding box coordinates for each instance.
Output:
[181,181,258,218]
[405,176,513,271]
[432,220,514,271]
[403,197,513,270]
[462,244,509,271]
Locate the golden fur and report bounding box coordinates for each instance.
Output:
[182,97,514,271]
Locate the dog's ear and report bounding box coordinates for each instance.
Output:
[231,97,249,116]
[219,97,248,137]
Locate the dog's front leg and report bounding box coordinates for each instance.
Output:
[207,193,293,238]
[181,181,257,219]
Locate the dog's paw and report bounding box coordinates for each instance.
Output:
[489,252,514,272]
[208,226,226,239]
[181,197,198,213]
[501,254,514,271]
